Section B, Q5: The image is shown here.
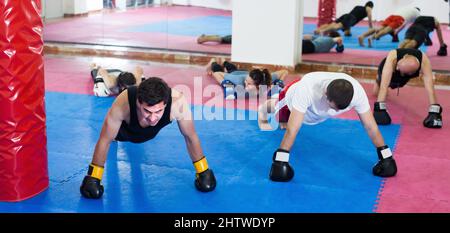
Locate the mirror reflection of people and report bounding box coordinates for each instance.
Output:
[302,31,344,54]
[359,6,421,47]
[197,34,232,44]
[398,16,447,56]
[314,1,374,37]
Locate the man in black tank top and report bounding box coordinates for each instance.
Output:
[314,1,373,37]
[372,48,443,129]
[79,78,217,199]
[399,16,447,56]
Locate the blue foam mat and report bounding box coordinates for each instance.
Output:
[124,15,232,37]
[0,92,400,213]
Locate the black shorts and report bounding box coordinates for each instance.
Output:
[335,14,358,31]
[405,25,428,48]
[414,16,436,33]
[221,35,232,44]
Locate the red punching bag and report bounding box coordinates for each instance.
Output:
[317,0,337,27]
[0,0,48,202]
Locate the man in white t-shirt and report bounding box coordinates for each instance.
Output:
[258,72,397,182]
[358,6,420,47]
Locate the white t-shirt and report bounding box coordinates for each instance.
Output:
[281,72,370,125]
[395,7,420,23]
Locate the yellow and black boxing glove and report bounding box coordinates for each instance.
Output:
[193,157,216,192]
[80,163,104,199]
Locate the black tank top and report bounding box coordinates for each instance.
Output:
[378,49,422,89]
[115,86,172,143]
[349,6,368,22]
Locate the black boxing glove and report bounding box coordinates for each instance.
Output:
[423,104,443,128]
[269,149,294,182]
[373,102,392,125]
[80,163,104,199]
[372,146,397,177]
[193,156,216,192]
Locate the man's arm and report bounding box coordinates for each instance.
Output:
[358,110,398,177]
[377,50,396,102]
[279,109,304,151]
[358,110,386,147]
[91,96,126,166]
[269,109,303,182]
[173,92,204,162]
[98,67,116,90]
[366,7,373,28]
[173,92,216,192]
[133,66,144,86]
[258,99,277,131]
[420,54,438,105]
[80,94,127,199]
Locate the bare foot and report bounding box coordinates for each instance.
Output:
[358,36,365,47]
[259,121,273,131]
[90,63,98,70]
[218,57,226,66]
[205,58,216,76]
[197,34,207,44]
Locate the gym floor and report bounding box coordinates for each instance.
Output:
[0,54,449,213]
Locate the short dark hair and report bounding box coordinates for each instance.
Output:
[365,1,374,8]
[326,79,354,110]
[137,77,171,106]
[249,69,272,87]
[117,72,136,92]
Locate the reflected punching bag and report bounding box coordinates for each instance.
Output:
[0,0,48,201]
[317,0,336,27]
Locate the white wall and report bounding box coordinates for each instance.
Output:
[87,0,103,11]
[42,0,104,18]
[42,0,64,19]
[232,0,303,66]
[64,0,88,15]
[304,0,319,18]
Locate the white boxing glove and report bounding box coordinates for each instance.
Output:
[93,77,111,97]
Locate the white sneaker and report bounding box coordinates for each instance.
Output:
[224,87,235,100]
[225,93,236,100]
